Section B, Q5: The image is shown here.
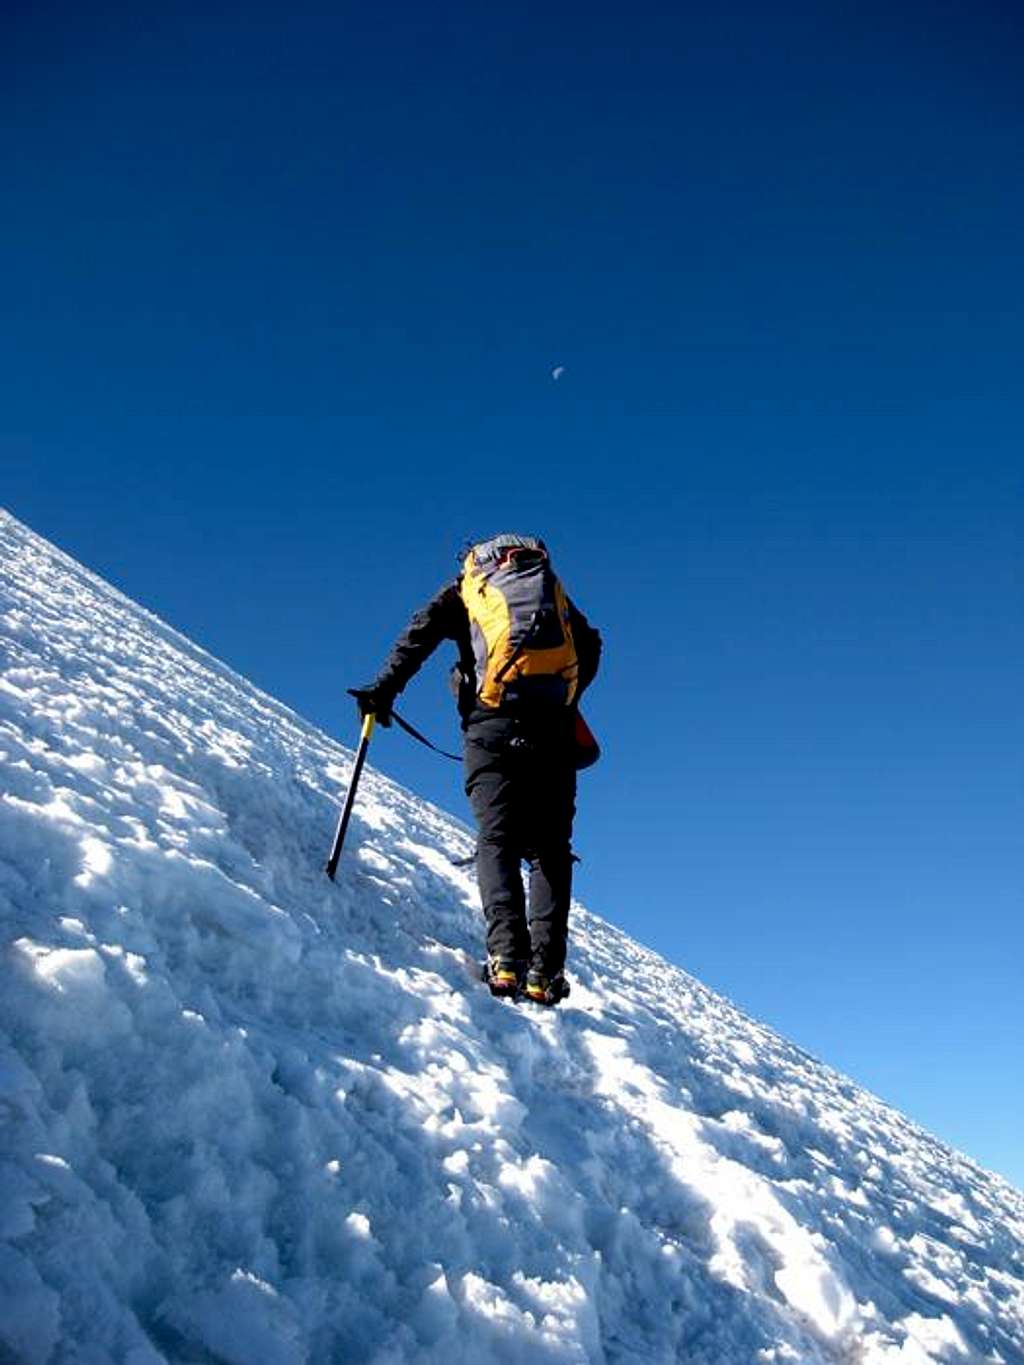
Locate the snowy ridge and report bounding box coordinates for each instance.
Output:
[1,508,1021,1365]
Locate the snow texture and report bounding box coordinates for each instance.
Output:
[1,507,1022,1365]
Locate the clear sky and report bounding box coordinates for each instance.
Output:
[3,2,1021,1186]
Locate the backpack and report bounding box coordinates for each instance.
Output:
[460,534,579,709]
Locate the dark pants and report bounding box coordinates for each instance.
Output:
[464,714,577,977]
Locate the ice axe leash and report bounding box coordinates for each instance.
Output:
[390,707,461,762]
[325,711,375,881]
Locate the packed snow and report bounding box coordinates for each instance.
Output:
[1,507,1022,1364]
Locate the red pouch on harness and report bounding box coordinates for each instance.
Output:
[574,711,601,770]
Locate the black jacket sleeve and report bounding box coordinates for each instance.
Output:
[569,601,602,698]
[372,580,465,699]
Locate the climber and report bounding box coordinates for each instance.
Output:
[351,533,601,1005]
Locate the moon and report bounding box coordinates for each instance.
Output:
[551,365,565,381]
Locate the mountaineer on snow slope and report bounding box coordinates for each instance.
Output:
[352,533,601,1005]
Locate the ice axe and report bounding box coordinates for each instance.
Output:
[325,711,375,880]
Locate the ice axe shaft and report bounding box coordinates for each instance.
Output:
[325,712,375,880]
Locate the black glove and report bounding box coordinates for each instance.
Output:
[348,685,393,727]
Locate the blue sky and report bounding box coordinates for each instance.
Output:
[4,2,1021,1185]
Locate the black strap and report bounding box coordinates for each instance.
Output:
[390,707,462,763]
[493,608,543,688]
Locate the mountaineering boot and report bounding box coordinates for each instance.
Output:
[523,969,570,1007]
[483,957,525,998]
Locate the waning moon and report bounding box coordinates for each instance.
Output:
[551,366,565,381]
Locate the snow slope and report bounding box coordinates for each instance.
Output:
[1,508,1021,1365]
